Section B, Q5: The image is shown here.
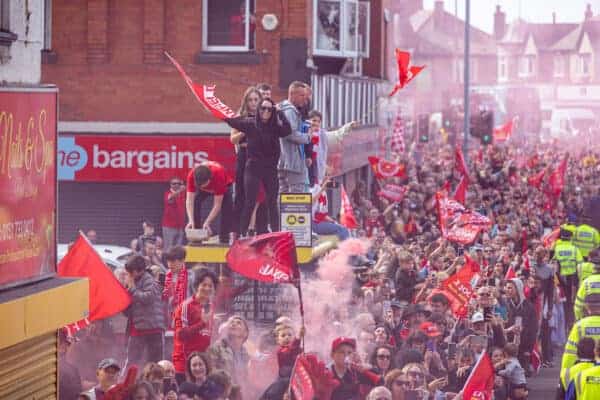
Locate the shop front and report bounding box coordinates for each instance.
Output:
[0,87,88,399]
[57,133,235,246]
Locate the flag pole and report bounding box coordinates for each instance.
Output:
[296,280,306,351]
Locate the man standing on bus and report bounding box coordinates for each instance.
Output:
[185,161,234,244]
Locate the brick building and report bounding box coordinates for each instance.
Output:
[43,0,387,245]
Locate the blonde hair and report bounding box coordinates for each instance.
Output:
[274,324,294,337]
[238,86,262,116]
[366,386,392,400]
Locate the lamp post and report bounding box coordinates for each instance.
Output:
[463,0,470,162]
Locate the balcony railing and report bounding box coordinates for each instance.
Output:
[311,73,380,128]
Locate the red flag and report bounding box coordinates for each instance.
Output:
[290,353,340,400]
[340,185,359,229]
[493,119,514,142]
[530,342,542,373]
[436,192,490,245]
[453,175,468,205]
[378,184,408,202]
[389,49,426,97]
[527,154,540,169]
[528,169,546,189]
[441,256,480,317]
[462,352,495,400]
[368,156,406,180]
[505,265,516,280]
[58,234,131,325]
[226,232,299,285]
[390,113,406,155]
[104,366,138,400]
[455,146,468,177]
[548,155,568,198]
[165,52,236,120]
[542,228,560,249]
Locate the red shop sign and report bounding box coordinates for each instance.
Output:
[58,134,236,182]
[0,88,58,289]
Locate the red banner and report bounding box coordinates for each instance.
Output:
[378,184,408,202]
[226,232,299,285]
[441,256,480,317]
[165,52,237,120]
[0,89,57,289]
[389,49,425,97]
[290,353,340,400]
[58,134,235,182]
[436,192,490,245]
[368,156,406,180]
[340,185,359,229]
[492,119,514,142]
[462,352,495,400]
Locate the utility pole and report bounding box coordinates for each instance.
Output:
[463,0,470,162]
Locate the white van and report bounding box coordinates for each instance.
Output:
[548,108,597,139]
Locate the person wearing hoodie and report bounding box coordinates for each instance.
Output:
[123,254,166,370]
[504,278,538,376]
[277,81,312,193]
[224,97,292,236]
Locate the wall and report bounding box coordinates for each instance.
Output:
[0,0,44,84]
[42,0,308,123]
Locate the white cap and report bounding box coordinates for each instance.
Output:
[471,312,485,323]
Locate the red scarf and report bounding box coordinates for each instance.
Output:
[162,267,188,310]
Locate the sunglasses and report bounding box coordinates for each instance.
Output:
[478,292,492,297]
[170,182,182,186]
[394,380,410,387]
[260,106,274,112]
[377,354,391,360]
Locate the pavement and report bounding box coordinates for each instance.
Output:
[528,353,561,400]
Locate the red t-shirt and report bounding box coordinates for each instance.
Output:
[161,190,186,228]
[186,162,233,195]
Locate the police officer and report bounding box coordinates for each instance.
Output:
[554,228,583,328]
[573,339,600,400]
[578,260,597,286]
[574,250,600,321]
[573,218,600,258]
[563,293,600,371]
[559,337,595,400]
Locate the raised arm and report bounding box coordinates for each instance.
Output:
[224,116,255,135]
[280,108,310,144]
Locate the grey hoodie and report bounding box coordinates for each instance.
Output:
[277,100,310,174]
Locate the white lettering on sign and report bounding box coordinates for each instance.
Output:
[259,264,290,283]
[92,144,208,175]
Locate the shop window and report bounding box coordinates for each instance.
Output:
[313,0,370,58]
[0,0,17,47]
[202,0,255,52]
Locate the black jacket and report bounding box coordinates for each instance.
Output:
[225,110,292,166]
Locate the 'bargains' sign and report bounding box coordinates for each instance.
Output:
[58,135,235,182]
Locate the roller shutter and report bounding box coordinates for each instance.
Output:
[0,333,57,400]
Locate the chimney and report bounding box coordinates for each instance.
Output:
[433,0,444,29]
[552,12,556,24]
[494,5,506,40]
[585,3,593,20]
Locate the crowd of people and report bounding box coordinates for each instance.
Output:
[58,79,600,400]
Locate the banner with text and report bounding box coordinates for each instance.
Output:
[58,134,236,182]
[0,89,57,289]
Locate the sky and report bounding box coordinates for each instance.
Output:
[423,0,599,33]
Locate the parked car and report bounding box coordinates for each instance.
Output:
[57,244,134,271]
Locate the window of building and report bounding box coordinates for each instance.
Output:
[518,55,535,77]
[202,0,255,52]
[553,54,565,77]
[498,56,507,81]
[313,0,370,58]
[0,0,8,32]
[579,53,591,76]
[0,0,17,47]
[43,0,52,50]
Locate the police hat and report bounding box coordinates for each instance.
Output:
[560,228,573,239]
